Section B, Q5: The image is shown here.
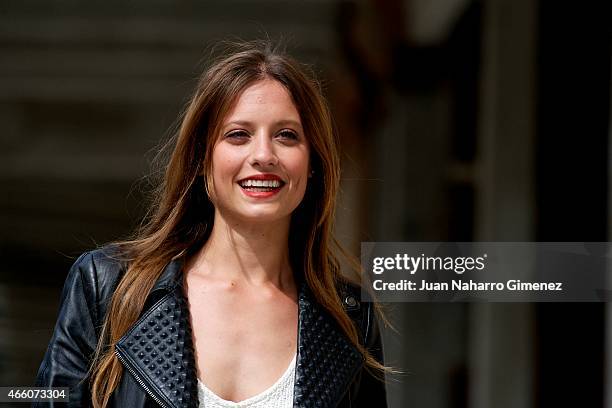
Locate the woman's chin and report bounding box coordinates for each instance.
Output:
[242,213,289,225]
[228,207,292,225]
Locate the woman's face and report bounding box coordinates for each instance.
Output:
[210,79,310,225]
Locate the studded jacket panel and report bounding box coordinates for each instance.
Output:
[33,248,388,408]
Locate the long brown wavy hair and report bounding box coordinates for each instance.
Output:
[90,40,387,407]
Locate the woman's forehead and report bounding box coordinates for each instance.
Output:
[222,79,301,125]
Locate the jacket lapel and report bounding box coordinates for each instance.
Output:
[294,282,364,407]
[116,258,199,408]
[116,258,364,408]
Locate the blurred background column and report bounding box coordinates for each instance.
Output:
[469,0,536,407]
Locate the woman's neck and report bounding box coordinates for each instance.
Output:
[187,211,295,290]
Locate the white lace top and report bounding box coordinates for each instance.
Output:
[197,354,296,408]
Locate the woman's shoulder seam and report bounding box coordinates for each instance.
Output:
[72,246,128,318]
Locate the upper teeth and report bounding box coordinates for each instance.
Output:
[241,179,281,188]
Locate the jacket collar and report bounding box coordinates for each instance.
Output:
[116,257,364,408]
[151,254,185,293]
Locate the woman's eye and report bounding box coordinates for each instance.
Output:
[277,130,298,140]
[225,130,249,140]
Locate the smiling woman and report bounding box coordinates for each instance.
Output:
[33,41,389,408]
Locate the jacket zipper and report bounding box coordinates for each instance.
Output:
[115,349,171,408]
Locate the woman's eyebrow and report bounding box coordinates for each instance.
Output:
[275,119,303,128]
[223,119,303,129]
[224,120,252,128]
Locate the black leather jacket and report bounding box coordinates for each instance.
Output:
[34,248,387,407]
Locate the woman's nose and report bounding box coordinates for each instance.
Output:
[249,132,278,167]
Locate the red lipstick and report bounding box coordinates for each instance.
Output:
[237,173,285,198]
[237,174,284,182]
